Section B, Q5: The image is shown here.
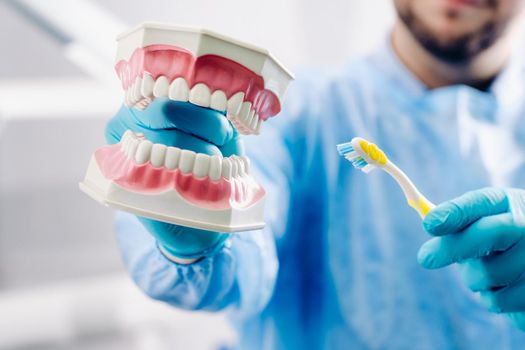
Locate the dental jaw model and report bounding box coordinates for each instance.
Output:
[80,22,294,232]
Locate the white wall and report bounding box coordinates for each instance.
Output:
[0,0,395,79]
[95,0,395,67]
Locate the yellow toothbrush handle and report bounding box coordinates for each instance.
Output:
[407,196,435,219]
[382,161,436,220]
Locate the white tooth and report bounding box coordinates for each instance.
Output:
[150,144,167,167]
[120,130,133,151]
[121,130,133,143]
[141,73,154,98]
[227,92,245,117]
[221,158,232,180]
[208,155,222,181]
[124,90,131,106]
[124,137,132,156]
[238,102,252,123]
[127,138,140,158]
[135,140,153,164]
[234,156,245,176]
[193,153,210,178]
[245,108,255,129]
[127,83,135,104]
[255,118,263,134]
[210,90,227,111]
[179,150,196,174]
[240,156,251,174]
[169,77,189,101]
[230,157,239,177]
[249,114,259,131]
[189,83,211,107]
[153,76,169,97]
[133,77,143,101]
[121,137,129,153]
[165,147,181,170]
[244,109,255,135]
[129,88,137,106]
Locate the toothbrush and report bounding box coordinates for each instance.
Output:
[337,137,435,218]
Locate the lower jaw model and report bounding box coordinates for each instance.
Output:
[80,22,293,232]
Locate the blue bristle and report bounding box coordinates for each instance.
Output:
[354,158,368,168]
[336,142,354,156]
[337,139,378,172]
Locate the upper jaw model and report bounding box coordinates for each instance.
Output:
[80,22,294,232]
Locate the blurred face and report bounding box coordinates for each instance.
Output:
[394,0,524,63]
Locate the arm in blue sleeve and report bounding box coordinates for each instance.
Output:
[115,211,278,315]
[113,111,300,318]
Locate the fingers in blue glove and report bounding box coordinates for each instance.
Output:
[138,217,228,260]
[505,312,525,331]
[460,238,525,291]
[106,102,243,157]
[127,98,235,147]
[480,277,525,312]
[423,188,509,236]
[418,213,524,269]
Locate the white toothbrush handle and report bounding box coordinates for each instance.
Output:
[383,161,435,218]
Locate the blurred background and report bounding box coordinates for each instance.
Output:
[0,0,394,349]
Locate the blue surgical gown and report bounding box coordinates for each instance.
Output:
[115,38,525,349]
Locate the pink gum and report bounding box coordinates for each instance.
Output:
[95,144,265,210]
[114,44,281,121]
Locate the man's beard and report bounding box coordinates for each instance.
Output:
[398,7,503,64]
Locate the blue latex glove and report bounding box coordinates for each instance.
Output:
[419,188,525,330]
[105,98,244,263]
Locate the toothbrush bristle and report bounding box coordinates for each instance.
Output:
[336,143,354,156]
[337,141,377,172]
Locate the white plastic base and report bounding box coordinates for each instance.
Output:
[79,155,266,233]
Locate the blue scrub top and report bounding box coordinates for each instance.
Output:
[115,37,525,349]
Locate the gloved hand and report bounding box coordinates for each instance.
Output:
[418,187,525,330]
[105,98,243,264]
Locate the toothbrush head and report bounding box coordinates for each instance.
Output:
[337,137,388,173]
